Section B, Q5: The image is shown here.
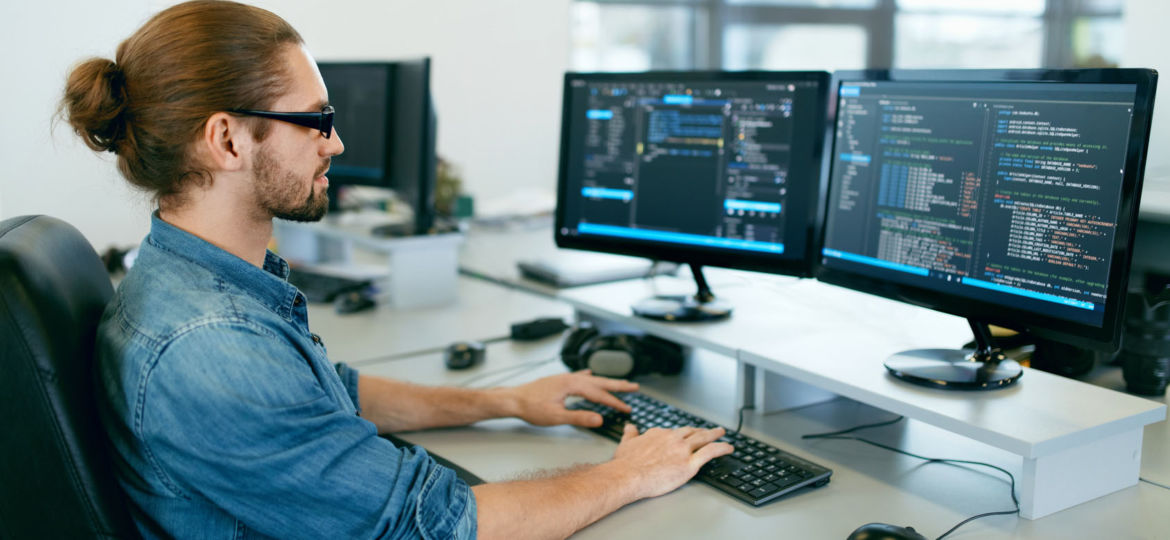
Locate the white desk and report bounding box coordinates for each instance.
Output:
[308,272,1170,538]
[557,271,1165,519]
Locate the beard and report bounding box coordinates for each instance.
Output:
[252,147,330,222]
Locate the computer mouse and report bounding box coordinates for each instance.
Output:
[444,341,485,370]
[333,290,376,315]
[847,523,927,540]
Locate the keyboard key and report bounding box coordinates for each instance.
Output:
[749,487,773,498]
[775,476,801,489]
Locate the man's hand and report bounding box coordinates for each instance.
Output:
[610,424,733,500]
[504,370,638,427]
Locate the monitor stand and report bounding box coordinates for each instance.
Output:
[632,263,732,322]
[884,319,1022,390]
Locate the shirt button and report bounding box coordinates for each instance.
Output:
[293,296,303,306]
[311,334,321,344]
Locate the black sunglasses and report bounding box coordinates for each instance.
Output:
[229,105,335,138]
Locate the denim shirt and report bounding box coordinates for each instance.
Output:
[96,214,476,539]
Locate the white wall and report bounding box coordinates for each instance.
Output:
[2,1,155,252]
[0,0,569,251]
[1123,0,1170,189]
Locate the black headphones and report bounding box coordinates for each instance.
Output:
[560,322,684,379]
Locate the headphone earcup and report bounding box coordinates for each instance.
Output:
[563,325,685,379]
[582,334,638,378]
[634,334,685,376]
[560,323,599,372]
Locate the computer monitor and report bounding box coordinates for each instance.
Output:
[817,69,1158,389]
[317,59,438,234]
[555,71,830,321]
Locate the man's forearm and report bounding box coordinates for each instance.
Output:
[471,461,641,540]
[357,374,519,432]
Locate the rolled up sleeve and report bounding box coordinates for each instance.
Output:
[416,460,477,540]
[139,321,476,539]
[334,361,363,414]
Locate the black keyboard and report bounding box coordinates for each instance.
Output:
[287,268,370,303]
[569,392,832,506]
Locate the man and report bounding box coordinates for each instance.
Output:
[62,1,731,538]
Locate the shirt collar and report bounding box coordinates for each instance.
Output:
[146,212,300,317]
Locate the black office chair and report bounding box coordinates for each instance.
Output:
[0,215,139,538]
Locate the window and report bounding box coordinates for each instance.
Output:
[570,0,1124,71]
[723,23,867,71]
[570,2,704,71]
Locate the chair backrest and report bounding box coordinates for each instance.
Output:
[0,215,139,538]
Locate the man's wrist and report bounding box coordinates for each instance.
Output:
[482,387,522,419]
[593,459,644,504]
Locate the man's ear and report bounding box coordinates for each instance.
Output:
[200,112,253,172]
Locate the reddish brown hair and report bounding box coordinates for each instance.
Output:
[62,0,303,206]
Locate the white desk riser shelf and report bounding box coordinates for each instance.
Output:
[558,272,1166,520]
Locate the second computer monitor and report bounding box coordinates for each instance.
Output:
[817,69,1157,388]
[555,71,830,320]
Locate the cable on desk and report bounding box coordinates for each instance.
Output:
[348,316,569,367]
[348,335,510,367]
[458,357,560,388]
[802,417,1019,540]
[803,415,906,438]
[1140,477,1170,491]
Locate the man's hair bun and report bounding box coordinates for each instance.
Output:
[62,57,129,153]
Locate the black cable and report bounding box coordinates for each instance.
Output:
[458,357,559,388]
[1140,477,1170,491]
[732,404,755,435]
[349,316,568,367]
[348,335,510,367]
[802,418,1019,540]
[802,415,907,438]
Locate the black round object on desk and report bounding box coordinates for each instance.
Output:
[333,291,376,314]
[444,341,485,370]
[847,523,927,540]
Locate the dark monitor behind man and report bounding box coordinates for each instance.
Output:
[316,59,439,235]
[61,1,731,538]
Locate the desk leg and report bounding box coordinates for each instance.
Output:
[1019,427,1143,519]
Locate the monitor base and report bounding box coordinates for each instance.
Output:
[885,348,1022,390]
[632,295,733,322]
[631,263,733,322]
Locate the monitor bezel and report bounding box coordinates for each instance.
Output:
[814,68,1158,350]
[554,70,831,278]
